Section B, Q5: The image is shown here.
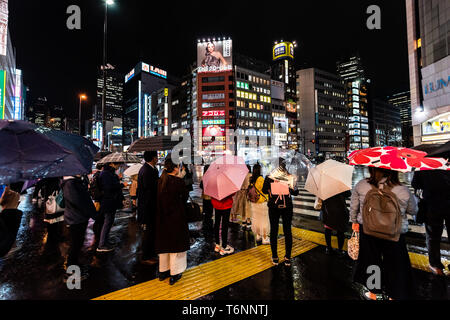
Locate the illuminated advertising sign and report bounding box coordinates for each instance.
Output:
[202,125,225,137]
[202,110,225,117]
[112,126,122,136]
[271,80,284,101]
[202,93,225,100]
[202,119,225,126]
[0,70,5,119]
[125,68,135,83]
[286,102,296,113]
[273,117,288,134]
[142,62,167,79]
[202,102,225,108]
[273,42,294,61]
[422,112,450,135]
[197,39,233,73]
[13,69,22,120]
[0,0,8,56]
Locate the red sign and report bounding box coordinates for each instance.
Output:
[164,119,168,126]
[202,125,225,137]
[202,110,225,117]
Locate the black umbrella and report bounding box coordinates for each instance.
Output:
[426,140,450,159]
[0,120,97,184]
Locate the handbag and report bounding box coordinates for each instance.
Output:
[186,196,203,223]
[347,231,360,260]
[45,191,64,215]
[314,197,322,210]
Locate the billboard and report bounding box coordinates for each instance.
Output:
[273,117,288,134]
[0,0,7,56]
[202,125,225,137]
[273,42,294,61]
[197,39,233,73]
[271,80,285,100]
[142,62,167,79]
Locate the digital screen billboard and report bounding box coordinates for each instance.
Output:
[273,42,294,61]
[197,39,233,73]
[273,117,288,134]
[202,125,225,137]
[271,80,284,101]
[286,102,296,113]
[0,70,5,119]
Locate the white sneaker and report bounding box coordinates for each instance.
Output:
[220,245,234,256]
[262,237,270,245]
[214,244,221,253]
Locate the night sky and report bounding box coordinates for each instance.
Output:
[9,0,409,119]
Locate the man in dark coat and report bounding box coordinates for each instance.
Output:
[412,169,450,275]
[61,175,98,281]
[96,162,124,252]
[0,187,23,258]
[137,151,159,264]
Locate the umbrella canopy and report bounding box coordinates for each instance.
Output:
[35,126,99,172]
[94,151,112,162]
[124,163,143,177]
[305,160,354,200]
[202,155,249,201]
[97,152,142,164]
[426,140,450,159]
[348,146,449,173]
[0,120,92,184]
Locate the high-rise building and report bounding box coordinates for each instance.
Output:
[296,68,347,158]
[171,72,194,137]
[406,0,450,145]
[96,68,124,121]
[337,55,370,152]
[271,41,299,150]
[387,91,413,147]
[122,61,178,147]
[370,99,402,147]
[26,97,64,130]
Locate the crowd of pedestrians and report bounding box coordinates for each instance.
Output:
[0,148,449,299]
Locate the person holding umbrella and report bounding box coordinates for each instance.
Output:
[154,155,190,285]
[305,160,354,256]
[0,187,23,258]
[262,158,299,266]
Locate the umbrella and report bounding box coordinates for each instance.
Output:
[305,160,354,200]
[348,146,449,173]
[124,163,143,177]
[94,151,112,162]
[202,155,249,201]
[0,120,93,184]
[35,126,99,172]
[426,140,450,159]
[97,152,142,164]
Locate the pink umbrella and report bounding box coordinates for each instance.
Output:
[202,155,249,201]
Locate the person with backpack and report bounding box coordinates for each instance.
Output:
[412,169,450,276]
[248,164,270,244]
[262,158,299,266]
[350,167,417,300]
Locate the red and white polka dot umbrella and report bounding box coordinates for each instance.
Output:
[348,147,450,173]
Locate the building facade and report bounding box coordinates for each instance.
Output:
[337,55,370,152]
[370,98,402,147]
[387,91,413,147]
[407,0,450,145]
[0,23,17,120]
[296,68,347,159]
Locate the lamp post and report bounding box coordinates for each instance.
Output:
[101,0,114,150]
[79,94,87,136]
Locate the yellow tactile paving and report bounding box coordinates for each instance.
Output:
[287,226,450,275]
[93,237,317,300]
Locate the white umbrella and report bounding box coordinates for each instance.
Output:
[305,159,354,200]
[124,163,143,177]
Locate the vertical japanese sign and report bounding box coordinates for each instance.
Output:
[0,70,6,119]
[0,0,8,56]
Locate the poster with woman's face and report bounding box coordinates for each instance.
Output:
[197,40,233,73]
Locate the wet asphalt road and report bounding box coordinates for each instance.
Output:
[0,167,449,300]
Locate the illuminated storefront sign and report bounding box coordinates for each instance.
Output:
[202,93,225,100]
[422,112,450,136]
[202,102,225,108]
[142,63,167,79]
[202,110,225,117]
[273,42,294,61]
[197,39,233,73]
[112,126,122,136]
[423,76,449,95]
[0,0,7,56]
[125,68,135,83]
[0,70,5,119]
[202,119,225,126]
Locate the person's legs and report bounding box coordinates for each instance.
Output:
[169,252,187,276]
[221,209,231,248]
[93,212,105,248]
[281,208,293,259]
[159,253,170,273]
[214,209,223,245]
[98,211,116,248]
[337,231,345,251]
[269,208,281,259]
[324,228,332,249]
[425,221,445,269]
[67,222,88,267]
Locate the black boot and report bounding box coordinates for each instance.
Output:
[169,273,182,285]
[159,271,170,281]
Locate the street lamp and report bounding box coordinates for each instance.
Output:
[79,94,87,136]
[101,0,114,151]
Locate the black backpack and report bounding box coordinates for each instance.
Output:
[90,172,104,201]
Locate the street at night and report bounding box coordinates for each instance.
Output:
[0,0,450,315]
